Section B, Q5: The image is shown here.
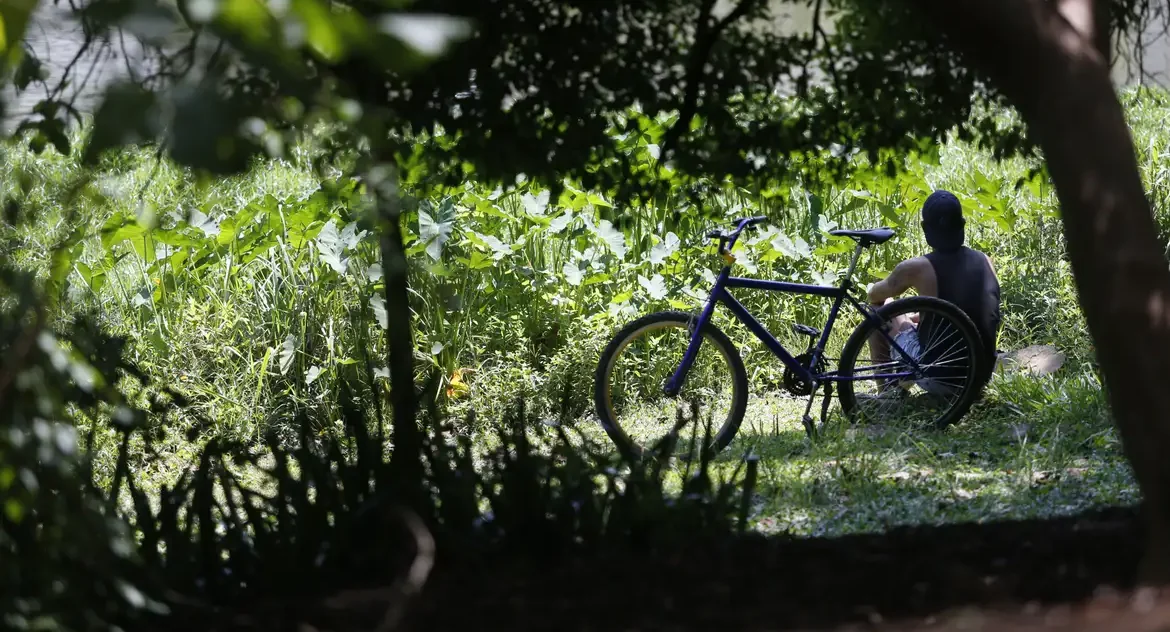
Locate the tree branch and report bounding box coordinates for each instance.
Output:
[810,0,844,96]
[660,0,762,161]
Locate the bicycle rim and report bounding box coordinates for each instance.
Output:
[597,316,744,457]
[838,298,981,428]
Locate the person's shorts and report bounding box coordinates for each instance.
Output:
[890,326,961,397]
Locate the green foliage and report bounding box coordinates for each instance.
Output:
[0,0,36,74]
[6,87,1141,443]
[0,0,1064,204]
[0,180,168,631]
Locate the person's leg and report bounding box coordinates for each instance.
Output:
[868,297,917,366]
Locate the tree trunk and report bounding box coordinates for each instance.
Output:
[376,173,424,502]
[908,0,1170,582]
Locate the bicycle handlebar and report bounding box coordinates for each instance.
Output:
[739,215,768,230]
[707,216,768,254]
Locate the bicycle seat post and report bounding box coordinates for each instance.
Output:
[843,241,865,283]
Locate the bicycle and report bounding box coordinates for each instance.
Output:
[593,216,988,461]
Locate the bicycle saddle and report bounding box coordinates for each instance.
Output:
[829,227,895,246]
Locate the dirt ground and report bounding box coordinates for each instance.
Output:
[398,505,1170,631]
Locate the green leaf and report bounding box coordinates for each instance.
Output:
[12,52,43,90]
[562,262,583,286]
[147,330,170,355]
[292,0,345,62]
[153,227,201,248]
[974,171,996,194]
[76,261,92,285]
[46,231,83,301]
[468,249,493,270]
[419,197,456,261]
[315,219,349,274]
[586,193,613,208]
[0,0,36,71]
[370,296,388,329]
[100,212,146,250]
[593,219,627,259]
[648,231,679,264]
[638,274,667,300]
[878,203,901,226]
[214,0,279,47]
[305,365,322,385]
[278,334,297,375]
[132,230,157,263]
[41,117,70,155]
[4,498,23,523]
[807,193,823,226]
[473,200,512,220]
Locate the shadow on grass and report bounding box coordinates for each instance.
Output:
[685,367,1137,539]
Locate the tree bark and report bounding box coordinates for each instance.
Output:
[907,0,1170,582]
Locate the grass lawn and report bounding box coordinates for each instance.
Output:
[572,364,1135,537]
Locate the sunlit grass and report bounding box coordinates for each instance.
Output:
[570,365,1132,538]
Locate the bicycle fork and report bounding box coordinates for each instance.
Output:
[663,268,727,397]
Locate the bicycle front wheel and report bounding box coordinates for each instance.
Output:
[837,296,987,430]
[593,311,748,461]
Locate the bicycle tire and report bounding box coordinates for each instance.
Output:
[837,296,987,430]
[593,310,749,461]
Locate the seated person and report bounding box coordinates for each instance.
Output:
[864,190,1002,395]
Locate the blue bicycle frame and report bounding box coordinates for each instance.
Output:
[663,218,925,397]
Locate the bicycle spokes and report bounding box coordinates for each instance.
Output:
[846,303,976,426]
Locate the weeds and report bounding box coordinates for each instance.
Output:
[0,92,1119,446]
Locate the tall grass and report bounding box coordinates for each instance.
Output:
[7,87,1170,459]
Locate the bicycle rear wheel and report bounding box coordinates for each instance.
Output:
[837,296,986,429]
[593,311,748,461]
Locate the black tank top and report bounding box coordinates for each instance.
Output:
[923,247,1002,373]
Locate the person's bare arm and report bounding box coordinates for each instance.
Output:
[867,257,930,305]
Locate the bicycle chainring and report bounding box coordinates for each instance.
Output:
[782,352,825,396]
